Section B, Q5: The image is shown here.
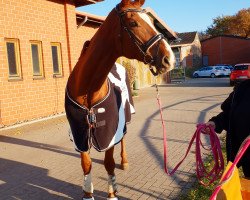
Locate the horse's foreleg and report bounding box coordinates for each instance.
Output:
[80,152,94,199]
[104,147,118,199]
[120,137,129,170]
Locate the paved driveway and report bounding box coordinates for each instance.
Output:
[0,78,232,200]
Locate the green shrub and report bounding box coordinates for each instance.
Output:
[170,67,185,79]
[185,66,199,78]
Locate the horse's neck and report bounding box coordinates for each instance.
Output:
[68,11,120,107]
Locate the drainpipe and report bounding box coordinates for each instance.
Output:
[77,16,88,29]
[219,36,222,64]
[64,0,72,73]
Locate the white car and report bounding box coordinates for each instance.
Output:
[193,66,227,78]
[216,65,233,76]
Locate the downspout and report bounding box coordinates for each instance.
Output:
[64,0,72,73]
[219,36,222,64]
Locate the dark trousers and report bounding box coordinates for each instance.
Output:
[240,147,250,178]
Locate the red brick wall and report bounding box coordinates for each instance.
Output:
[201,36,250,66]
[0,0,74,126]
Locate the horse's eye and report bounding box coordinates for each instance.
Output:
[129,21,138,27]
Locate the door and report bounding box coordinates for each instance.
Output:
[203,55,208,66]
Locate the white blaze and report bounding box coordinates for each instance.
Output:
[138,12,175,70]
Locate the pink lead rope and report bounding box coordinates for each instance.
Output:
[155,84,224,186]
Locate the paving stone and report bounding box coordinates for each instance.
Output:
[0,79,232,199]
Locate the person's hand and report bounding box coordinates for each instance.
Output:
[203,121,215,135]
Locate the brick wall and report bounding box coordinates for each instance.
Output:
[0,0,172,126]
[0,0,74,126]
[201,36,250,66]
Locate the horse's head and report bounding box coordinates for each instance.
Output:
[116,0,175,75]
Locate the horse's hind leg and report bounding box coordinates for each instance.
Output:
[104,146,118,199]
[120,137,129,170]
[80,152,94,199]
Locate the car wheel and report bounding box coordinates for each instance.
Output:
[230,80,234,86]
[193,73,198,78]
[210,73,216,78]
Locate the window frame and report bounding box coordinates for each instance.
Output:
[51,42,63,77]
[5,38,22,80]
[30,40,44,78]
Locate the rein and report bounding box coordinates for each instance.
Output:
[115,4,164,76]
[154,84,224,186]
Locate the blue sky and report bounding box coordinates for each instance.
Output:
[77,0,249,33]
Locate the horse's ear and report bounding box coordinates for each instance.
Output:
[133,0,145,7]
[120,0,130,7]
[120,0,145,7]
[80,40,91,56]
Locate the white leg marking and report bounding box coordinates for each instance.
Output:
[83,173,94,193]
[108,175,118,194]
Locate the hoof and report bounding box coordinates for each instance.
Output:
[121,162,129,170]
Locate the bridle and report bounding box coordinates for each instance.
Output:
[115,4,165,76]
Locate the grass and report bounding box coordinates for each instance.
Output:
[179,137,228,200]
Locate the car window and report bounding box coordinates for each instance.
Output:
[234,65,248,70]
[215,67,222,70]
[207,67,213,70]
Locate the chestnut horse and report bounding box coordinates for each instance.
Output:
[65,0,175,199]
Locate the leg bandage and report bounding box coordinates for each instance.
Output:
[107,175,118,194]
[83,173,94,193]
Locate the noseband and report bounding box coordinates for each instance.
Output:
[115,4,165,76]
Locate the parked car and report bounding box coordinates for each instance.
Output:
[193,66,227,78]
[230,63,250,86]
[222,66,234,76]
[215,64,233,76]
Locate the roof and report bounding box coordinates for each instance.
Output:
[171,32,197,46]
[145,7,177,41]
[75,0,104,7]
[62,0,104,7]
[201,35,250,42]
[76,11,105,26]
[235,63,250,66]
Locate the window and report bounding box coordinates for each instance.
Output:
[5,38,22,79]
[30,41,44,77]
[51,43,63,76]
[174,51,180,67]
[234,65,249,71]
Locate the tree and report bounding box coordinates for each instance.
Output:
[205,8,250,38]
[233,8,250,38]
[206,15,235,36]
